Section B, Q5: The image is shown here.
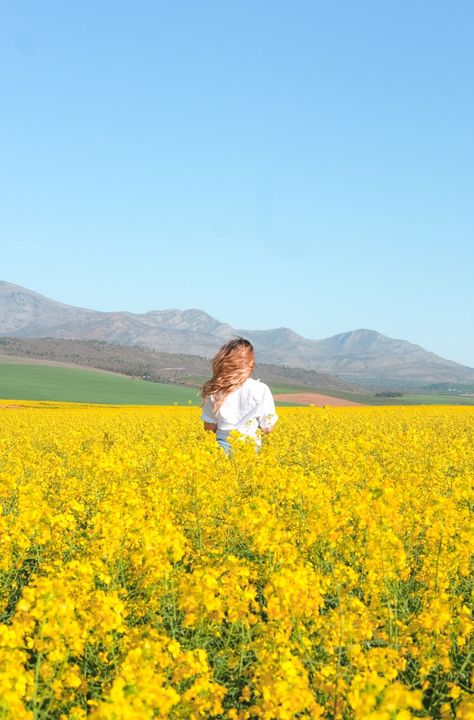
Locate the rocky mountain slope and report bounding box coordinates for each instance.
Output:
[2,281,473,388]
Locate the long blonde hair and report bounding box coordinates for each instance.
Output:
[201,337,255,413]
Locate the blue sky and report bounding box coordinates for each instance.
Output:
[1,1,473,367]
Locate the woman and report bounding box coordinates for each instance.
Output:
[201,337,278,454]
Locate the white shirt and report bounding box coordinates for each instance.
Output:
[201,378,278,446]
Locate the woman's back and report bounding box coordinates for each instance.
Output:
[202,377,278,451]
[201,337,278,454]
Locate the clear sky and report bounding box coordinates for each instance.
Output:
[1,1,473,367]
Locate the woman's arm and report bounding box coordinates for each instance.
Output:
[257,384,278,434]
[202,396,218,433]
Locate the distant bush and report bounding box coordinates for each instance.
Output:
[375,391,403,397]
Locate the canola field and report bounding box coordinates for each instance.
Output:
[0,403,473,720]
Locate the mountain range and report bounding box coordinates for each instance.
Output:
[1,281,473,388]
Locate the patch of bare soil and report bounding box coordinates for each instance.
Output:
[274,393,367,407]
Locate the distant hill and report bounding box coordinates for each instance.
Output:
[0,337,361,394]
[2,280,474,388]
[245,327,474,389]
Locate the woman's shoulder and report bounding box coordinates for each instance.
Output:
[242,377,270,398]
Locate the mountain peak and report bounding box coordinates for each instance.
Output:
[334,328,384,340]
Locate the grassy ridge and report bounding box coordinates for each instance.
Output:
[0,336,357,394]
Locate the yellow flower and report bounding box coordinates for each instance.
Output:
[0,402,472,718]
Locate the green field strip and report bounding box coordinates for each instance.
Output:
[387,394,474,406]
[0,364,201,405]
[2,363,473,407]
[269,384,474,406]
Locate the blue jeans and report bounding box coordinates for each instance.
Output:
[217,437,232,456]
[217,433,260,456]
